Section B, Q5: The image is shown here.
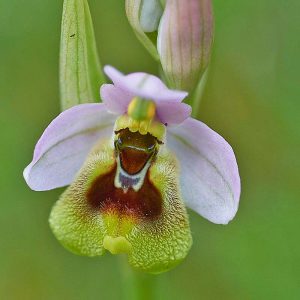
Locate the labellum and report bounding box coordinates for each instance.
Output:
[49,98,192,273]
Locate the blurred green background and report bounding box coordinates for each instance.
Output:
[1,0,299,299]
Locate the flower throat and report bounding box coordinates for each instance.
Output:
[86,128,163,222]
[114,128,160,192]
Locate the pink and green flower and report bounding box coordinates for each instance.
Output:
[24,66,240,273]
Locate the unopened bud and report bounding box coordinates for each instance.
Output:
[125,0,162,60]
[140,0,163,32]
[157,0,214,92]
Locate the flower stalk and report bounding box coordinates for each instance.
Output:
[120,257,156,300]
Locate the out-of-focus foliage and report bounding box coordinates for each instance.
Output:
[0,0,299,299]
[59,0,105,110]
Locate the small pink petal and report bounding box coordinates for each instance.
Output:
[100,84,133,115]
[24,103,116,191]
[104,65,188,102]
[102,65,190,125]
[167,117,241,224]
[156,101,191,125]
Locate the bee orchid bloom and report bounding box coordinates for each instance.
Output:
[24,66,240,273]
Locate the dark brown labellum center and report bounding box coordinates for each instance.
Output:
[86,129,162,221]
[86,165,162,221]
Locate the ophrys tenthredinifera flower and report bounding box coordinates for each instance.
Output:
[24,66,240,273]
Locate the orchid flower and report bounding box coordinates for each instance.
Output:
[24,66,240,273]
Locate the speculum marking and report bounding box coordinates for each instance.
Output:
[86,165,162,221]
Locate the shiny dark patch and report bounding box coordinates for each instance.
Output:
[115,129,158,175]
[86,165,162,221]
[119,148,151,175]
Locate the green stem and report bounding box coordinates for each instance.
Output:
[119,256,157,300]
[191,68,209,119]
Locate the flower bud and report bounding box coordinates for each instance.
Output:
[125,0,162,60]
[158,0,214,92]
[139,0,163,32]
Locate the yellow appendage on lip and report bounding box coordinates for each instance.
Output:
[103,236,132,254]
